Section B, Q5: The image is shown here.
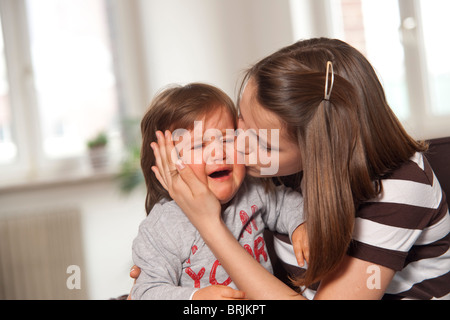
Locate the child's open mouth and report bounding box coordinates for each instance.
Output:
[208,169,232,180]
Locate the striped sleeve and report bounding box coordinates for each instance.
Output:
[348,153,450,299]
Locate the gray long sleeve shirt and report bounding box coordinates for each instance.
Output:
[131,179,304,300]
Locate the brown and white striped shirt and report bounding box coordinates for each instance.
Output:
[274,152,450,299]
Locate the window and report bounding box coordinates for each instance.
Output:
[0,0,136,185]
[26,0,120,159]
[0,14,16,164]
[333,0,410,120]
[420,0,450,116]
[291,0,450,139]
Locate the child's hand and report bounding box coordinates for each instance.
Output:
[292,223,309,267]
[192,285,246,300]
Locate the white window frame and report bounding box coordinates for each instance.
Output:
[0,0,147,189]
[290,0,450,140]
[396,0,450,140]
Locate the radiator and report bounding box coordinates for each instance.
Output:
[0,207,88,299]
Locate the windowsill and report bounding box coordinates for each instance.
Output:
[0,165,120,194]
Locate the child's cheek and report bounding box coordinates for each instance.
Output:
[234,164,247,183]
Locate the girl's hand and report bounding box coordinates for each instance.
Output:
[150,131,304,300]
[150,130,222,230]
[292,223,309,267]
[192,285,246,300]
[126,266,245,300]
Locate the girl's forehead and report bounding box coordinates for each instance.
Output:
[240,81,293,143]
[240,92,282,131]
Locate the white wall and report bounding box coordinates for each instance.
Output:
[138,0,294,101]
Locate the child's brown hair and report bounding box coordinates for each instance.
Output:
[141,83,237,214]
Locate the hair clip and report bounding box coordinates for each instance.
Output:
[324,61,334,101]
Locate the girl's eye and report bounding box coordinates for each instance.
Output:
[260,142,277,152]
[221,136,235,144]
[260,145,271,152]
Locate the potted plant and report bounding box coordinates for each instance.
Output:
[116,118,144,193]
[117,144,144,193]
[87,131,109,169]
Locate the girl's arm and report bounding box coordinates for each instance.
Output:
[313,255,395,300]
[194,216,303,300]
[151,131,395,300]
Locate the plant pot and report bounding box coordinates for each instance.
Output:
[88,146,109,169]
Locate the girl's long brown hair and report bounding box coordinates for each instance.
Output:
[239,38,427,288]
[141,83,237,214]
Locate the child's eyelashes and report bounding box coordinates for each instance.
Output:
[190,137,236,150]
[191,143,205,150]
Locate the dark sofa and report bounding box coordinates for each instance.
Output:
[425,136,450,199]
